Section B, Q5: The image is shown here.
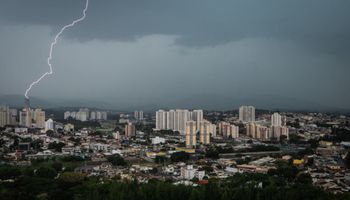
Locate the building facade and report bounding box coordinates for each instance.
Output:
[239,106,255,122]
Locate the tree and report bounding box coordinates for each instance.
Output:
[296,173,312,185]
[107,154,126,166]
[51,162,63,172]
[205,148,219,159]
[58,172,85,184]
[155,155,167,164]
[170,151,190,162]
[0,165,21,179]
[48,142,65,152]
[36,166,57,178]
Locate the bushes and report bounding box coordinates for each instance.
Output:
[36,166,57,178]
[170,151,190,162]
[0,165,21,180]
[107,154,126,166]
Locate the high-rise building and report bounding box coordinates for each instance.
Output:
[270,113,289,140]
[177,109,190,134]
[191,110,203,131]
[0,105,10,127]
[270,126,289,140]
[96,111,101,120]
[90,111,96,120]
[246,122,257,138]
[166,109,175,130]
[76,108,89,121]
[9,109,17,125]
[218,121,239,138]
[45,118,54,131]
[70,112,76,119]
[134,110,144,121]
[125,122,136,138]
[156,110,167,130]
[271,112,282,127]
[156,109,203,134]
[256,125,270,141]
[64,111,71,120]
[101,111,107,120]
[210,123,217,137]
[246,120,288,141]
[139,111,143,120]
[34,108,45,129]
[199,121,211,145]
[186,120,197,148]
[19,108,32,127]
[239,106,255,122]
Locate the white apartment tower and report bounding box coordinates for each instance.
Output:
[156,110,167,130]
[191,110,203,130]
[156,109,203,134]
[239,106,255,122]
[45,118,54,131]
[134,110,144,121]
[271,112,282,127]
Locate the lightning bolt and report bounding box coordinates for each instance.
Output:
[24,0,89,99]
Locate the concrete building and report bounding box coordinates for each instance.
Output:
[270,126,289,140]
[270,113,289,140]
[34,108,45,129]
[271,112,282,127]
[247,122,270,140]
[19,108,32,128]
[45,118,54,131]
[90,111,96,120]
[134,110,144,121]
[102,111,108,120]
[64,111,71,120]
[9,109,17,125]
[239,106,255,122]
[180,165,205,181]
[156,109,203,134]
[218,121,239,138]
[76,108,89,121]
[191,110,203,131]
[125,122,136,138]
[199,120,211,145]
[0,105,10,127]
[156,110,167,130]
[152,136,166,145]
[186,120,197,148]
[181,165,196,180]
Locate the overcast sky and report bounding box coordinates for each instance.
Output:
[0,0,349,110]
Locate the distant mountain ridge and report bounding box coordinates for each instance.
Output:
[0,94,349,113]
[0,94,113,110]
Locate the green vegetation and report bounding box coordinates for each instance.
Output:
[107,154,126,166]
[170,151,190,162]
[0,163,349,200]
[214,145,280,154]
[48,142,65,152]
[205,147,220,159]
[322,128,350,142]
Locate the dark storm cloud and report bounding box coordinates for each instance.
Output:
[1,0,350,53]
[0,0,350,110]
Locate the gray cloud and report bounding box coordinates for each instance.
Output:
[0,0,349,110]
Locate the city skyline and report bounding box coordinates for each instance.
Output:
[1,1,350,199]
